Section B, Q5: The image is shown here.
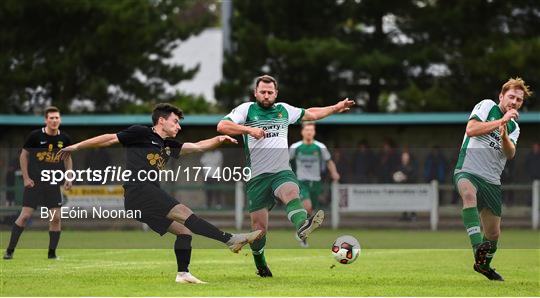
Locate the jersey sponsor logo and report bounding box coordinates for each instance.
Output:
[146,153,166,170]
[36,143,61,163]
[261,124,286,138]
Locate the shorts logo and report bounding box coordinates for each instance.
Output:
[40,141,47,145]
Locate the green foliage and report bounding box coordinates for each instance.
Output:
[172,92,221,114]
[0,0,217,113]
[217,0,539,112]
[116,92,221,115]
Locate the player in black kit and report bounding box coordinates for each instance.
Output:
[57,103,261,283]
[4,106,73,260]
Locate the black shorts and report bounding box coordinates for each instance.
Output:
[23,184,62,209]
[123,184,180,236]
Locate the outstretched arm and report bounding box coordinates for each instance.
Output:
[58,134,119,159]
[303,98,355,121]
[180,135,238,155]
[217,120,265,139]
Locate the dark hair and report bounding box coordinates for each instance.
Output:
[44,106,60,118]
[152,103,184,125]
[255,75,278,90]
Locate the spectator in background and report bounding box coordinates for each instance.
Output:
[424,145,449,205]
[525,142,540,182]
[424,145,447,183]
[333,148,353,183]
[376,138,400,183]
[393,150,418,221]
[353,139,375,183]
[200,149,224,209]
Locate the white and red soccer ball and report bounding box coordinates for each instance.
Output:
[331,235,361,264]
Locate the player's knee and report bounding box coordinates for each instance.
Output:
[282,188,300,201]
[485,229,500,240]
[460,190,476,205]
[49,215,61,226]
[178,204,193,215]
[169,204,193,221]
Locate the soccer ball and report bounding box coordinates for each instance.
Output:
[331,235,361,264]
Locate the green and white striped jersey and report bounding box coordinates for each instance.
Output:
[454,99,520,185]
[290,141,331,181]
[223,102,305,178]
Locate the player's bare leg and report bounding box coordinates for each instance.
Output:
[167,222,206,284]
[302,199,313,216]
[250,209,272,277]
[47,207,61,259]
[166,204,261,253]
[474,209,504,281]
[457,178,483,249]
[275,182,324,241]
[457,179,485,258]
[4,207,34,260]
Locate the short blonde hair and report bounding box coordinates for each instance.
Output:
[501,77,533,98]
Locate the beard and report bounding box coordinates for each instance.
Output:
[256,99,274,109]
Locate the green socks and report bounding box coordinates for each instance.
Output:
[462,207,499,268]
[483,236,498,268]
[286,199,308,230]
[250,234,267,268]
[462,207,482,249]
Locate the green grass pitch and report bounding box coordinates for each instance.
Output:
[1,229,539,296]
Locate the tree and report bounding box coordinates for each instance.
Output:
[0,0,217,113]
[215,0,352,110]
[216,0,539,112]
[398,0,540,112]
